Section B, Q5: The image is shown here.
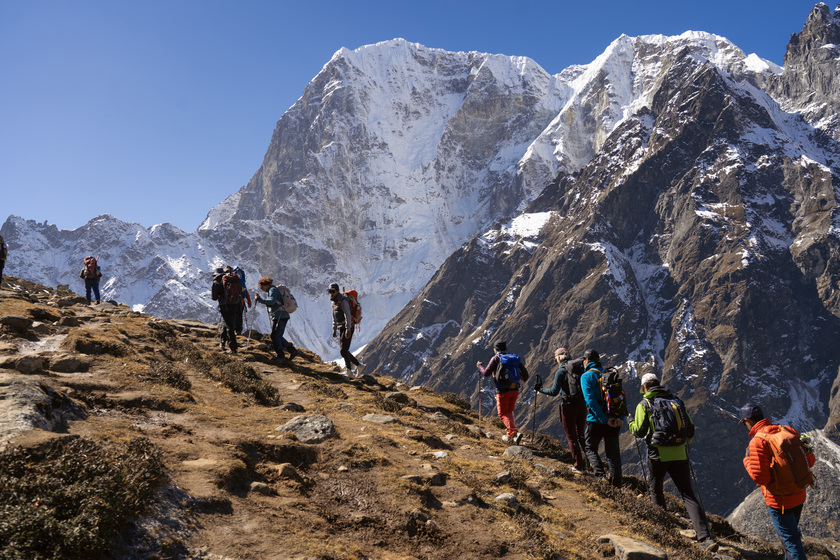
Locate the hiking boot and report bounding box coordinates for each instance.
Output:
[513,432,523,445]
[356,362,367,376]
[569,466,580,473]
[501,435,510,443]
[289,349,300,361]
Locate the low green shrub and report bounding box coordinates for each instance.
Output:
[0,436,166,560]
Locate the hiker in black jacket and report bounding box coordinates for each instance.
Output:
[536,347,588,472]
[0,235,7,286]
[211,266,241,355]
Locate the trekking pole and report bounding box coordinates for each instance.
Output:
[529,375,542,443]
[634,437,649,497]
[476,371,483,434]
[246,305,254,348]
[686,444,707,515]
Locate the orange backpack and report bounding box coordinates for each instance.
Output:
[758,425,814,496]
[342,288,362,328]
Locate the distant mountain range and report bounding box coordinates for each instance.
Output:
[4,1,840,529]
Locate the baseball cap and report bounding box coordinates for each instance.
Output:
[328,283,340,292]
[554,347,568,358]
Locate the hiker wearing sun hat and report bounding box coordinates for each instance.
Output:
[629,373,713,547]
[535,347,587,471]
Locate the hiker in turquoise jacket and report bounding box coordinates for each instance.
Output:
[629,373,712,546]
[255,276,299,364]
[580,349,622,486]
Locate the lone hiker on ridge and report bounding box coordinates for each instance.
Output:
[740,403,815,560]
[477,341,530,444]
[255,276,299,365]
[535,347,587,472]
[79,255,102,305]
[629,373,714,549]
[328,283,366,377]
[0,235,7,287]
[581,348,623,487]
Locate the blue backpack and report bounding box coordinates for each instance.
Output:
[495,353,523,390]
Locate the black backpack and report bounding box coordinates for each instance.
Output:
[643,394,693,446]
[221,272,243,306]
[599,367,628,417]
[564,358,585,404]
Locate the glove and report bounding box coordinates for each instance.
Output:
[801,434,813,454]
[534,381,542,392]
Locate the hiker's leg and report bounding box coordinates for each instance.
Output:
[92,281,100,303]
[275,317,295,352]
[85,279,93,303]
[223,310,238,350]
[603,425,622,487]
[270,317,286,358]
[496,390,517,437]
[648,458,668,507]
[339,327,359,369]
[584,421,606,478]
[668,460,710,541]
[561,403,584,468]
[768,505,806,560]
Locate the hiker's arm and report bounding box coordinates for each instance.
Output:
[743,437,772,486]
[258,287,281,307]
[477,355,499,377]
[340,298,353,327]
[628,402,649,438]
[539,365,563,396]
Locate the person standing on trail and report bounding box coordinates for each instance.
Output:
[255,276,299,364]
[477,341,530,444]
[328,283,366,377]
[580,349,623,486]
[740,403,815,560]
[0,235,7,286]
[535,347,587,471]
[629,373,713,547]
[79,255,102,305]
[211,266,242,355]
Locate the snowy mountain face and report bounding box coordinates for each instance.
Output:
[363,4,840,521]
[3,34,753,358]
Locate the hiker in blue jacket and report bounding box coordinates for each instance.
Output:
[255,276,299,364]
[581,349,623,486]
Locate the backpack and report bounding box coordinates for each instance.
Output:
[221,272,243,306]
[81,256,100,280]
[276,285,298,313]
[758,426,815,496]
[599,367,628,417]
[564,358,585,404]
[643,394,693,446]
[233,267,251,306]
[495,353,527,390]
[342,288,362,325]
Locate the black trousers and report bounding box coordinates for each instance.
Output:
[339,325,359,370]
[648,458,710,541]
[219,307,239,350]
[585,421,622,486]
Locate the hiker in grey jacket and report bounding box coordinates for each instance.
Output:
[328,282,366,377]
[255,276,299,364]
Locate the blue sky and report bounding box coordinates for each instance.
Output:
[0,0,822,231]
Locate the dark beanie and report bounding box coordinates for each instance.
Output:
[583,348,600,363]
[494,341,507,352]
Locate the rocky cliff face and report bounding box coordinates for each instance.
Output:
[362,6,840,520]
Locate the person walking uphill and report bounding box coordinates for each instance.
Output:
[535,347,587,471]
[581,349,623,486]
[477,341,530,444]
[0,235,7,287]
[629,374,713,547]
[740,403,816,560]
[328,283,366,377]
[211,266,242,355]
[255,276,299,364]
[79,256,102,304]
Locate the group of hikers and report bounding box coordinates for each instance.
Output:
[208,266,366,376]
[479,342,817,558]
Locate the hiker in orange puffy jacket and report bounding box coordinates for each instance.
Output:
[740,403,815,560]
